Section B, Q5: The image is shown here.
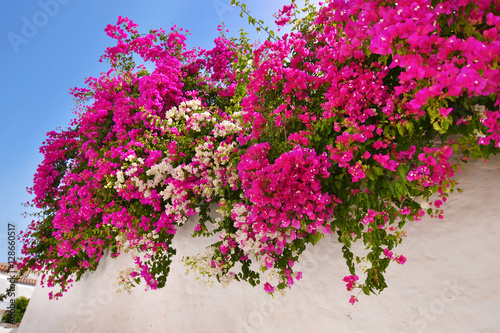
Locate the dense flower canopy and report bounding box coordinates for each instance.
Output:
[18,0,500,303]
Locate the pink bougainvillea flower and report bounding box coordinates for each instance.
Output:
[264,282,275,293]
[439,107,453,117]
[343,275,359,291]
[395,255,407,265]
[19,0,500,304]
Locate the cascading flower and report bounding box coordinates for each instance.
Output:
[16,0,500,304]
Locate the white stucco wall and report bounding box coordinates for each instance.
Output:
[18,156,500,333]
[0,275,35,314]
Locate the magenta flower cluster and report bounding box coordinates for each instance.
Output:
[18,0,500,303]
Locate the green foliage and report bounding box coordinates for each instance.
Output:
[1,297,30,324]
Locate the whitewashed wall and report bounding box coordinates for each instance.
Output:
[0,276,34,314]
[0,277,35,302]
[19,156,500,333]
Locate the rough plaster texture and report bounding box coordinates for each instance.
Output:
[18,156,500,333]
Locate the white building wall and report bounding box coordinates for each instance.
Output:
[18,156,500,333]
[0,274,35,315]
[0,276,35,301]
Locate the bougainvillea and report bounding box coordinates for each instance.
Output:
[17,0,500,303]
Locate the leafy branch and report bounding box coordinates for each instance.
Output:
[230,0,278,41]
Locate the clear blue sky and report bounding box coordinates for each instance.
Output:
[0,0,306,262]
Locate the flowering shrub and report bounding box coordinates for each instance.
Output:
[19,0,500,303]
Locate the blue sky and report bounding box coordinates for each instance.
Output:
[0,0,306,262]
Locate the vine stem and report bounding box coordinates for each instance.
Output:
[230,0,278,42]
